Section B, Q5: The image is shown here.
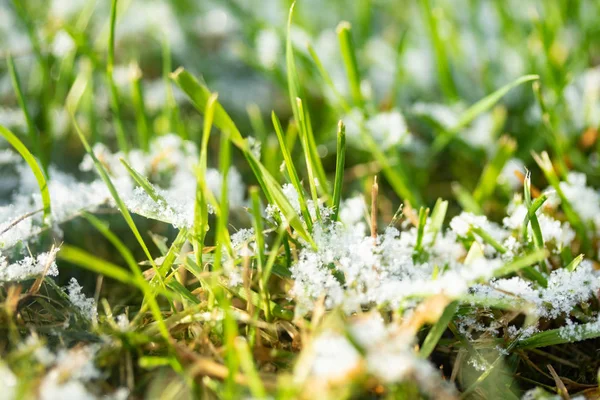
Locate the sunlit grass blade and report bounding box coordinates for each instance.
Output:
[473,136,516,205]
[296,98,321,222]
[286,3,329,198]
[492,248,548,278]
[81,212,172,340]
[565,254,584,272]
[171,68,314,246]
[413,207,429,260]
[427,198,448,245]
[7,53,44,172]
[58,245,136,285]
[516,322,600,349]
[161,35,187,140]
[0,125,51,224]
[337,21,364,108]
[523,172,545,250]
[70,115,165,287]
[120,158,165,204]
[332,121,346,221]
[235,337,267,399]
[306,43,351,112]
[249,187,271,322]
[107,0,129,153]
[451,182,482,215]
[157,227,189,282]
[419,301,458,358]
[193,93,218,267]
[130,62,150,151]
[432,74,539,153]
[272,112,313,230]
[533,151,591,253]
[418,0,457,101]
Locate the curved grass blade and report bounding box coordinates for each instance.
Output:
[7,53,44,172]
[70,115,165,287]
[58,245,136,285]
[0,125,51,223]
[433,74,539,153]
[171,68,314,246]
[419,301,458,358]
[81,212,172,340]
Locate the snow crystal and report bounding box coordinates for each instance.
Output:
[0,248,59,282]
[66,278,98,322]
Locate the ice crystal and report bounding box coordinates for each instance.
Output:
[66,278,98,322]
[0,248,59,282]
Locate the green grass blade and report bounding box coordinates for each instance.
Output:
[533,151,591,253]
[130,63,150,151]
[271,112,313,230]
[473,136,516,205]
[306,43,351,112]
[493,248,548,278]
[107,0,129,153]
[451,182,482,215]
[295,98,321,222]
[516,321,600,349]
[171,68,314,246]
[452,74,538,131]
[7,53,44,173]
[332,121,346,221]
[523,172,544,250]
[285,3,329,198]
[58,245,136,285]
[433,75,539,153]
[427,198,448,245]
[418,0,457,101]
[156,227,189,282]
[0,125,51,223]
[70,115,164,286]
[235,337,267,399]
[81,212,172,340]
[419,301,458,358]
[337,21,364,108]
[413,207,429,259]
[193,93,218,267]
[250,187,271,322]
[120,158,166,204]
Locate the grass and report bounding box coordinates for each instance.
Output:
[2,0,600,399]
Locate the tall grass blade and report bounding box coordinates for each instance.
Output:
[0,125,51,223]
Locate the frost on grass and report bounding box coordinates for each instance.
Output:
[303,313,457,398]
[0,248,59,282]
[1,134,244,247]
[284,174,600,332]
[472,260,600,319]
[66,278,98,322]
